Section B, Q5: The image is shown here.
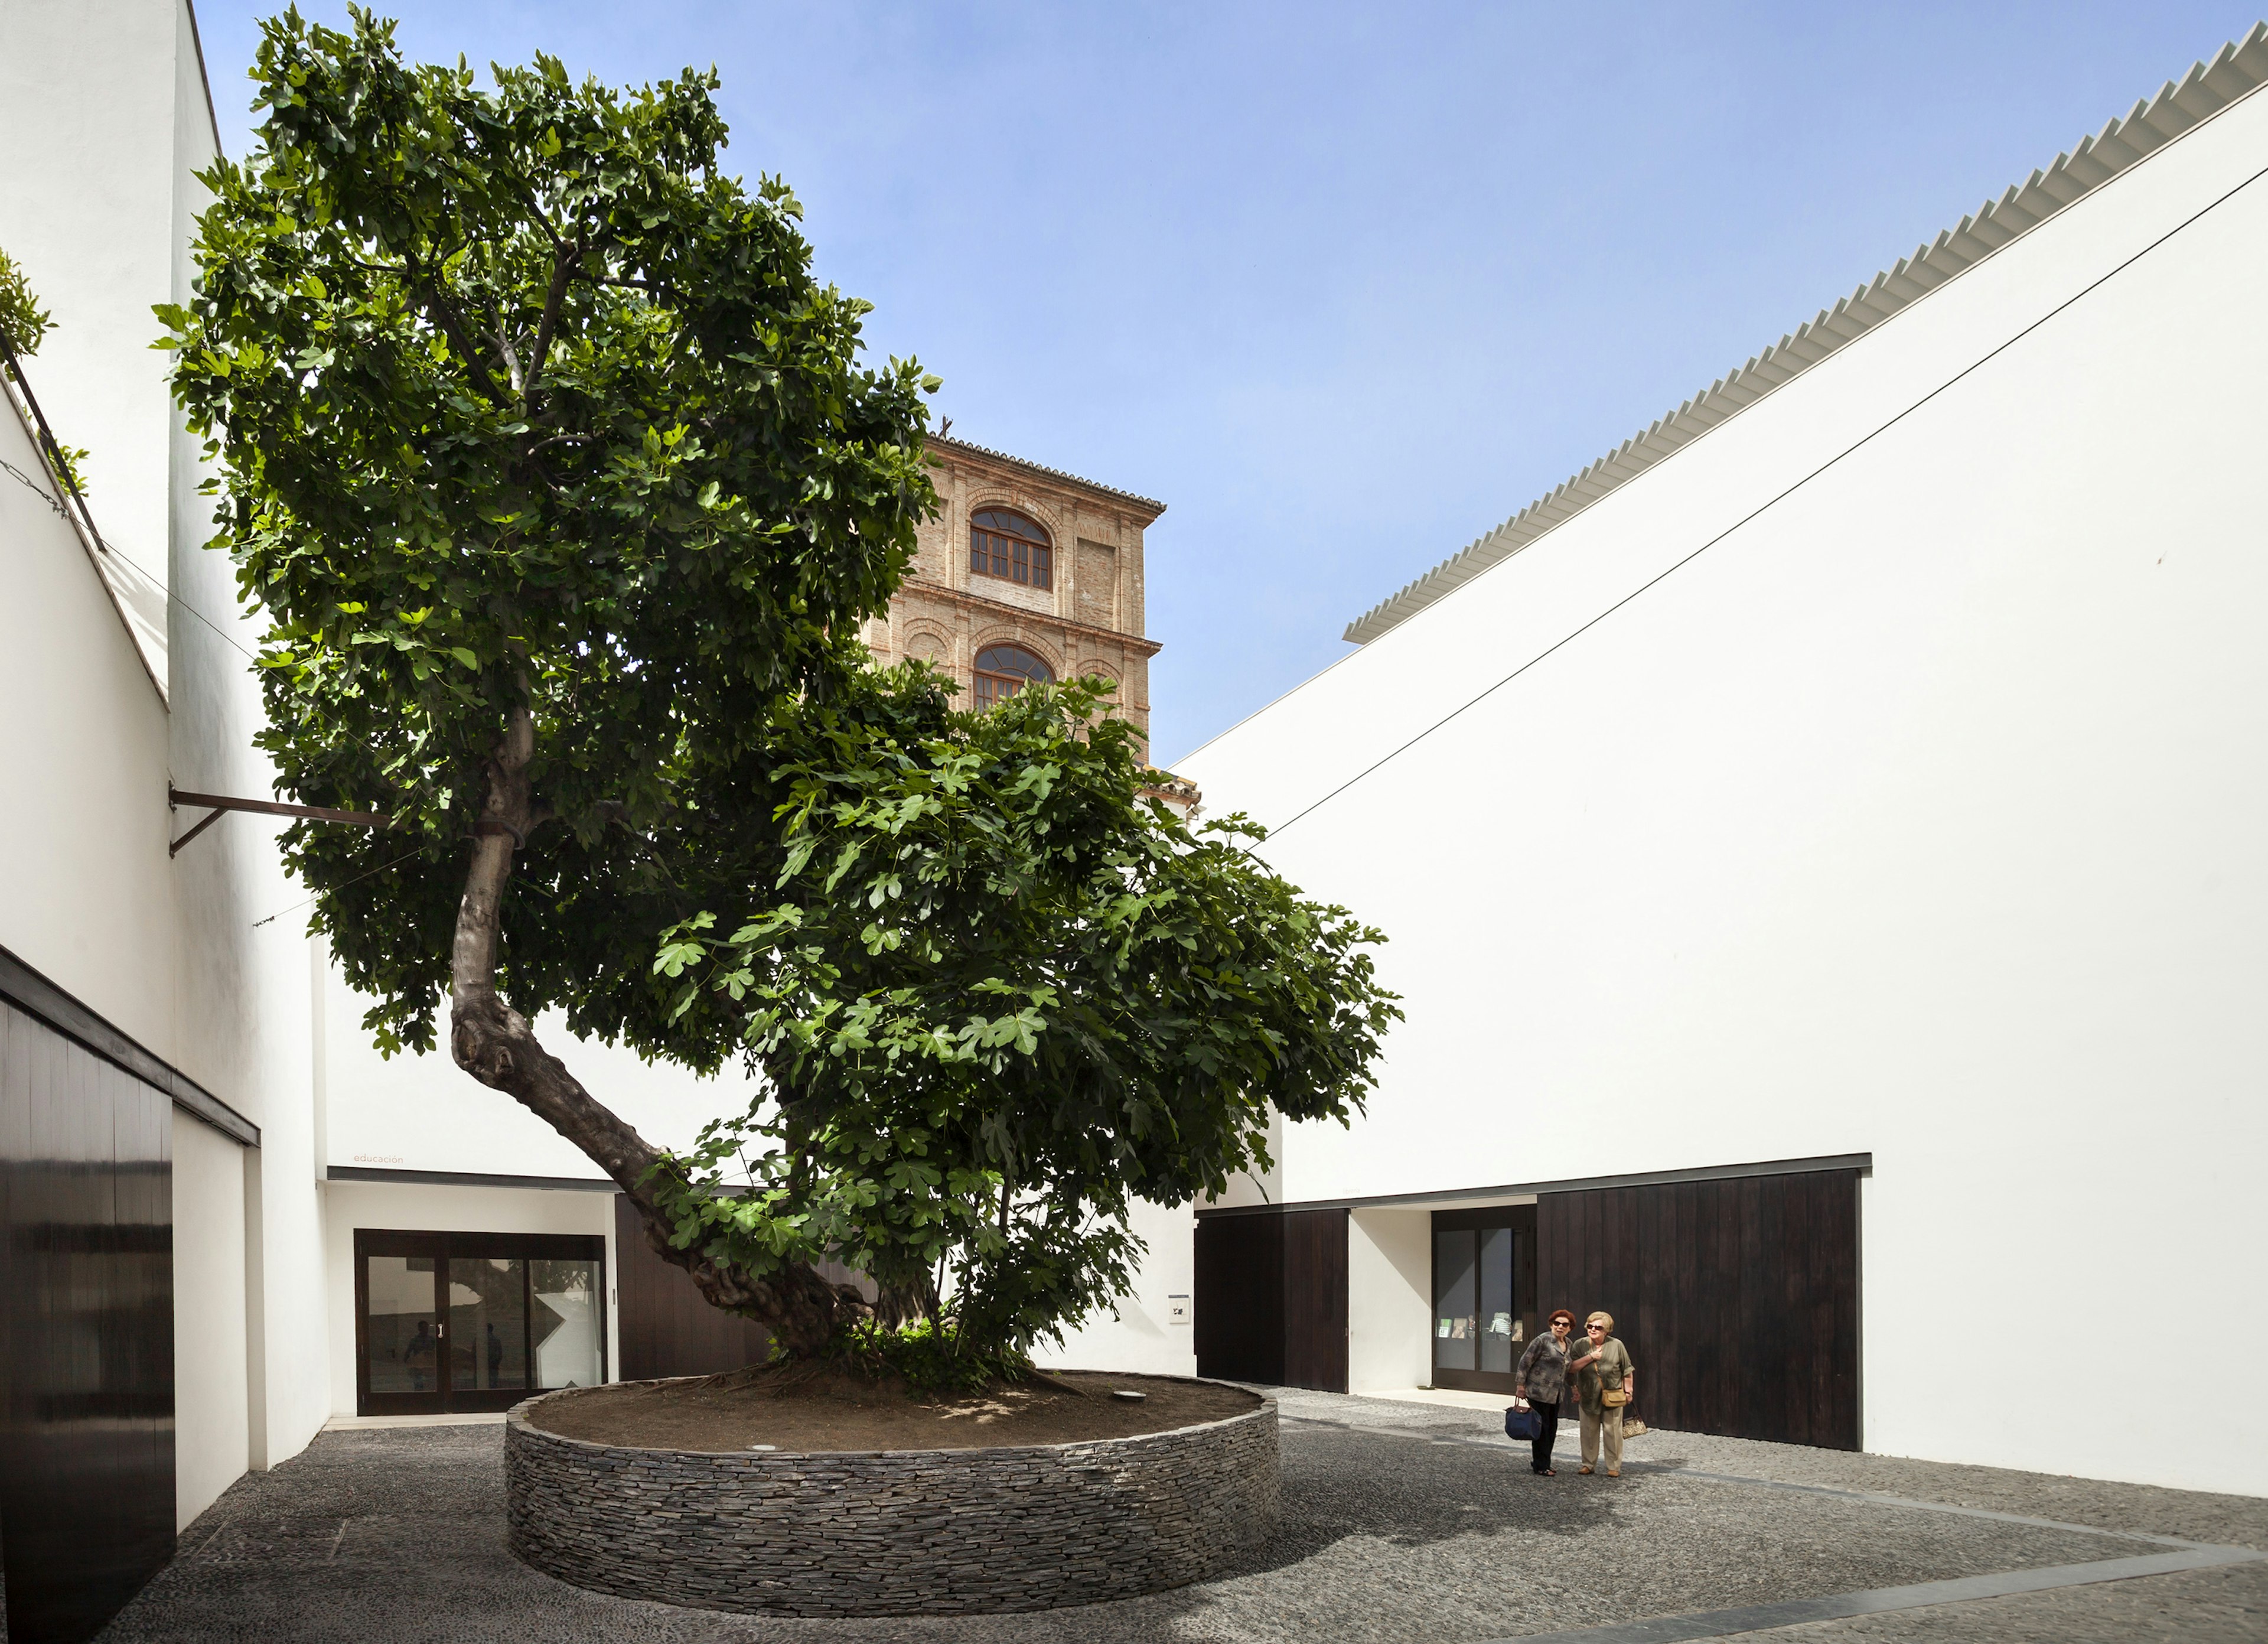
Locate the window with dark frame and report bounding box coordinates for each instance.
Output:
[972,644,1053,711]
[353,1228,608,1415]
[969,507,1052,590]
[1428,1204,1537,1395]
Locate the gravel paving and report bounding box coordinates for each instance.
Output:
[1294,1391,2265,1553]
[1734,1560,2268,1643]
[96,1388,2266,1644]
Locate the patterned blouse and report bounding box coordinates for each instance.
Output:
[1515,1331,1571,1402]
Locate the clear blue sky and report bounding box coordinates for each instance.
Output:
[193,2,2260,763]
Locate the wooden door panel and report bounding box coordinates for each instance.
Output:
[612,1194,770,1380]
[1536,1170,1859,1449]
[1282,1209,1347,1392]
[1194,1212,1283,1384]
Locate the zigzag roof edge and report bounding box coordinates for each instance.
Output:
[1341,21,2268,646]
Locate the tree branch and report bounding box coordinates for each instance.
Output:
[523,236,584,407]
[518,432,589,461]
[405,250,514,409]
[494,322,525,396]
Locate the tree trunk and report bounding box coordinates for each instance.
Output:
[446,702,865,1357]
[872,1277,940,1331]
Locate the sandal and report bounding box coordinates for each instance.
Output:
[1606,1469,1621,1478]
[1578,1465,1595,1474]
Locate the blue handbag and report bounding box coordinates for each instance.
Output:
[1505,1404,1542,1441]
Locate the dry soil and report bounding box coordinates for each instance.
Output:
[527,1368,1259,1453]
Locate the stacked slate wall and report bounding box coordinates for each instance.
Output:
[504,1380,1277,1616]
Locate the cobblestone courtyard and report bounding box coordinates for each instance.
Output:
[99,1390,2266,1643]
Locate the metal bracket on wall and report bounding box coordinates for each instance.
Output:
[168,784,390,856]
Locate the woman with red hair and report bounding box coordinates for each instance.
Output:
[1513,1308,1577,1475]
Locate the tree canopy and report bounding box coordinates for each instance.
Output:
[655,677,1398,1376]
[163,6,1398,1372]
[161,4,935,1063]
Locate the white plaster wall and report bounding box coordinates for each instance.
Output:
[0,404,175,1043]
[149,5,335,1477]
[172,1114,248,1526]
[149,0,334,1477]
[0,0,272,1527]
[1346,1207,1431,1394]
[2,0,334,1494]
[1034,1196,1198,1378]
[0,347,242,1527]
[1209,1109,1283,1210]
[321,975,770,1178]
[0,0,186,602]
[1178,86,2268,1495]
[321,1181,617,1417]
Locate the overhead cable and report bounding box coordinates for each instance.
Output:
[1272,154,2268,837]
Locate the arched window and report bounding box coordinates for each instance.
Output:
[969,507,1052,590]
[972,644,1052,711]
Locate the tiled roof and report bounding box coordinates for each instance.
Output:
[928,434,1166,516]
[1344,22,2268,644]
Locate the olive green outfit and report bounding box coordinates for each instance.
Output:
[1574,1336,1634,1472]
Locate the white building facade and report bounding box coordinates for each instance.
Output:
[1155,26,2268,1500]
[0,4,782,1635]
[1,2,334,1636]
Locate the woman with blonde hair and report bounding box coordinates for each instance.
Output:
[1569,1310,1635,1477]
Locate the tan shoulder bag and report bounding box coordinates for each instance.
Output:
[1598,1342,1630,1406]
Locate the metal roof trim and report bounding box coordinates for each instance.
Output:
[1342,23,2268,645]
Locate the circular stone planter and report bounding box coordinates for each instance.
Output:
[504,1375,1278,1617]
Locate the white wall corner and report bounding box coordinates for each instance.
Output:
[1347,1206,1431,1393]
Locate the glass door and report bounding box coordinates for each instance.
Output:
[449,1255,532,1399]
[1430,1205,1537,1394]
[355,1229,607,1415]
[532,1256,607,1389]
[361,1246,445,1411]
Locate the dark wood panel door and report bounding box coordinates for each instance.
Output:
[613,1194,771,1379]
[1282,1208,1348,1393]
[1193,1212,1284,1385]
[609,1197,878,1381]
[1536,1169,1859,1449]
[0,998,177,1644]
[1193,1207,1348,1392]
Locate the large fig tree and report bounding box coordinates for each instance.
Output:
[654,675,1398,1378]
[165,7,1397,1370]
